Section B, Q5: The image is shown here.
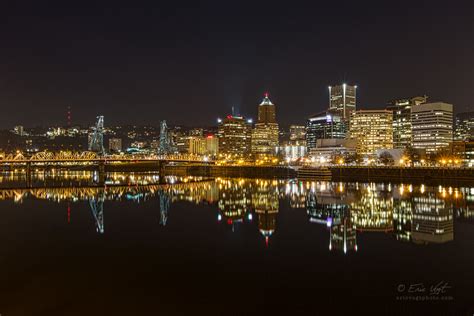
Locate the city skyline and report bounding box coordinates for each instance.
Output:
[2,3,473,314]
[1,2,473,127]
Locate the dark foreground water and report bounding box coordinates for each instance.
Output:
[0,173,473,315]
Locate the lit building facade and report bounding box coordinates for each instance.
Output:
[189,135,219,156]
[276,144,307,160]
[387,96,428,149]
[349,110,393,157]
[217,115,252,157]
[306,112,347,151]
[411,195,454,244]
[454,111,474,141]
[289,125,306,145]
[13,125,24,136]
[251,94,279,156]
[411,102,453,153]
[108,138,122,153]
[328,83,357,120]
[449,141,474,167]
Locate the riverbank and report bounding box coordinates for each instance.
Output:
[164,164,296,178]
[328,166,474,185]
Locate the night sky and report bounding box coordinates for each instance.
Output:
[1,1,473,128]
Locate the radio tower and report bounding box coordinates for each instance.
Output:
[67,106,72,127]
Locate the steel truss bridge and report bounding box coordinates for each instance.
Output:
[0,151,214,164]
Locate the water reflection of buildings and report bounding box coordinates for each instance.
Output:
[0,175,470,246]
[215,178,280,243]
[456,187,474,222]
[306,184,357,254]
[330,217,357,254]
[216,179,253,231]
[393,198,413,242]
[305,182,462,250]
[350,183,394,232]
[411,194,454,244]
[253,181,279,244]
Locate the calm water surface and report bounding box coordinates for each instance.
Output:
[0,172,473,315]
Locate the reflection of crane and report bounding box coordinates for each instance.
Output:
[159,190,171,226]
[89,190,105,233]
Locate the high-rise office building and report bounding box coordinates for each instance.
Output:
[387,96,428,149]
[349,110,393,156]
[411,102,453,153]
[217,115,252,157]
[251,94,279,156]
[306,112,347,151]
[454,111,474,141]
[328,83,357,120]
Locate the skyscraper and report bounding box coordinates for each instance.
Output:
[411,102,453,153]
[349,110,393,156]
[454,111,474,141]
[251,93,279,156]
[306,112,347,151]
[328,83,357,120]
[218,115,252,157]
[387,96,428,149]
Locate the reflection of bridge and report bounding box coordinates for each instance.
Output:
[0,181,215,234]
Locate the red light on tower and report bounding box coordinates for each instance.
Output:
[264,92,269,98]
[67,106,72,127]
[67,202,71,223]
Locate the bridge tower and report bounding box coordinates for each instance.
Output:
[89,190,105,233]
[158,120,174,155]
[159,190,171,226]
[88,116,105,155]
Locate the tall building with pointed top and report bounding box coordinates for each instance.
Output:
[257,93,277,124]
[251,93,280,156]
[328,83,357,120]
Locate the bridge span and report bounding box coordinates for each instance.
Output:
[0,151,215,186]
